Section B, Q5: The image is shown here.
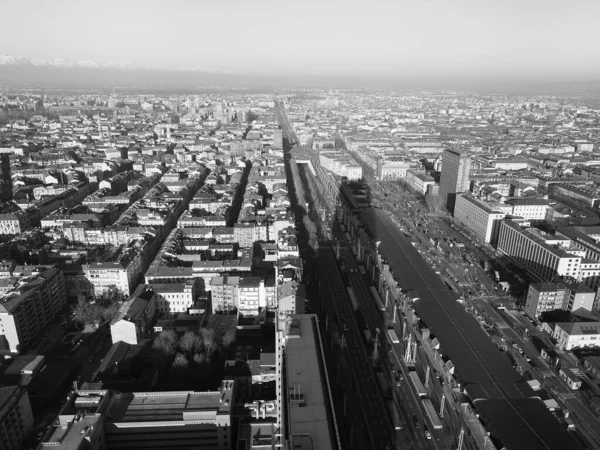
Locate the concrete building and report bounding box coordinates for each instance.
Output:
[276,315,339,450]
[0,214,23,236]
[0,153,13,203]
[0,386,33,450]
[277,281,306,315]
[224,352,277,403]
[490,158,529,170]
[82,247,146,297]
[110,285,157,346]
[497,221,582,282]
[524,283,568,318]
[210,275,240,313]
[405,169,435,195]
[149,281,197,314]
[377,159,411,181]
[439,149,471,213]
[553,322,600,351]
[0,267,67,354]
[41,382,234,450]
[238,277,265,315]
[104,382,234,450]
[319,151,362,180]
[504,198,549,222]
[563,279,596,312]
[454,194,506,244]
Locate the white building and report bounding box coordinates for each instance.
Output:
[505,198,549,222]
[378,159,411,181]
[491,158,529,170]
[497,221,583,282]
[454,194,506,244]
[319,151,362,180]
[150,282,197,314]
[405,169,435,195]
[553,322,600,351]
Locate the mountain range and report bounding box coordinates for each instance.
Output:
[0,54,136,70]
[1,53,600,95]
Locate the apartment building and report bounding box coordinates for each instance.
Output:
[238,277,265,315]
[524,283,568,318]
[454,194,506,244]
[378,159,411,181]
[563,279,596,312]
[0,267,67,354]
[82,247,146,297]
[505,198,549,222]
[0,214,23,236]
[405,169,435,195]
[319,151,362,180]
[110,284,157,346]
[210,275,265,314]
[150,281,197,314]
[210,276,240,313]
[0,386,34,450]
[497,221,582,282]
[234,223,268,248]
[553,322,600,351]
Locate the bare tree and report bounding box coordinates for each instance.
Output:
[153,330,178,357]
[200,328,217,356]
[222,328,236,349]
[192,352,206,366]
[179,331,202,356]
[172,352,189,369]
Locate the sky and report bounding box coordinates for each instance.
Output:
[1,0,599,80]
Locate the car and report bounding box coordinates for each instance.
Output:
[37,432,44,440]
[424,430,432,440]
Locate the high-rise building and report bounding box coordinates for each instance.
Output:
[0,267,67,354]
[439,149,471,213]
[0,153,13,203]
[0,386,34,450]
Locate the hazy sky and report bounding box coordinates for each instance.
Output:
[2,0,599,79]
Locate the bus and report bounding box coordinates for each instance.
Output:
[346,287,359,312]
[422,398,443,430]
[388,329,400,344]
[409,371,427,398]
[369,286,386,312]
[387,400,403,431]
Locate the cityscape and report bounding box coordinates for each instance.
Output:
[3,2,600,450]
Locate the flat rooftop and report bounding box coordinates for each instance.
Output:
[285,315,336,450]
[111,383,233,424]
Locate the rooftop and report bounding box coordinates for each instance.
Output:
[285,315,336,450]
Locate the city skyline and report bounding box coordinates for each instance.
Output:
[1,0,599,82]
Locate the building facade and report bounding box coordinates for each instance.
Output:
[0,267,67,354]
[439,149,471,213]
[0,386,34,450]
[405,169,435,195]
[524,283,568,318]
[454,194,506,244]
[497,221,582,282]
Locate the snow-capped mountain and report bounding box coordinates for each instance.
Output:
[0,54,134,69]
[0,54,226,72]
